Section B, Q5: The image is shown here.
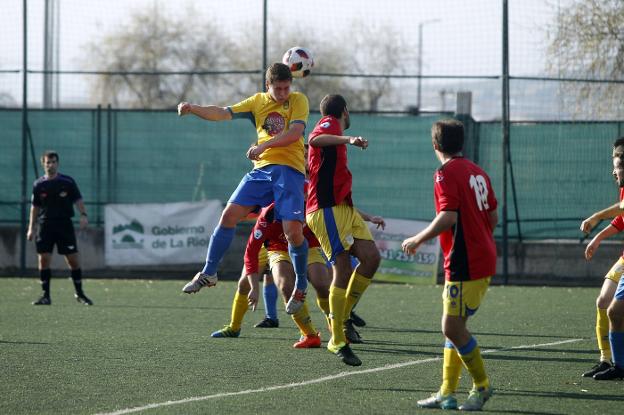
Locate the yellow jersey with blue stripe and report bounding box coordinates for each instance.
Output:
[228,92,308,174]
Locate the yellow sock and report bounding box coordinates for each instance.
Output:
[458,337,489,389]
[291,302,316,336]
[329,285,347,345]
[440,344,463,395]
[597,307,612,362]
[229,292,249,331]
[317,297,331,330]
[344,272,372,322]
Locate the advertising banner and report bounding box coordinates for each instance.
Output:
[369,218,440,284]
[105,201,222,266]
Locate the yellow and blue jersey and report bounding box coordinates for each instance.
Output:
[228,92,308,174]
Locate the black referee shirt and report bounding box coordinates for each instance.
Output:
[31,174,82,221]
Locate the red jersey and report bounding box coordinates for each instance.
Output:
[306,115,353,214]
[434,157,498,281]
[610,188,624,257]
[244,203,320,275]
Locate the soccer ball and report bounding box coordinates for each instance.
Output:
[282,46,314,78]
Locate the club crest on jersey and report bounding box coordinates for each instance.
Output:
[283,100,289,110]
[435,174,444,183]
[262,112,285,136]
[254,229,263,239]
[60,191,68,197]
[320,121,331,129]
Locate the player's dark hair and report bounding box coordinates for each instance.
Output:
[40,150,59,164]
[266,63,292,84]
[431,119,464,154]
[612,137,624,159]
[319,94,348,118]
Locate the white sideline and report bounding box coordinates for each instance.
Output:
[95,338,584,415]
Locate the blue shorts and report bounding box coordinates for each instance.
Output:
[616,275,624,300]
[229,165,305,222]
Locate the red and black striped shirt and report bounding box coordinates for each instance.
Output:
[306,115,353,214]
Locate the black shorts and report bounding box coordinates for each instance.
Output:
[36,219,78,255]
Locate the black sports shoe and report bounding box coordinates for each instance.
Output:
[344,319,363,344]
[254,317,279,328]
[336,344,362,366]
[33,295,51,305]
[593,365,624,380]
[582,361,612,377]
[75,293,93,305]
[350,310,366,327]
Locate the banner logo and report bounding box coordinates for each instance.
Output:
[112,219,145,249]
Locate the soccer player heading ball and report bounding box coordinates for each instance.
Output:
[177,63,310,314]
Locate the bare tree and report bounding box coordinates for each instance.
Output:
[546,0,624,119]
[82,3,240,108]
[244,17,410,112]
[82,7,410,111]
[0,92,17,107]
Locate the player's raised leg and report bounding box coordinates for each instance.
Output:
[183,202,254,294]
[284,219,308,314]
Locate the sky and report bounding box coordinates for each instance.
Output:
[0,0,571,118]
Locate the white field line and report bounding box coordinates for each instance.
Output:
[95,337,584,415]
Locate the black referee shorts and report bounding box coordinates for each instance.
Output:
[35,219,78,255]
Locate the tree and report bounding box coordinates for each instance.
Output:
[546,0,624,119]
[83,5,411,111]
[82,3,240,108]
[0,92,16,107]
[236,17,410,112]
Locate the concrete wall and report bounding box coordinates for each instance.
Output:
[0,225,619,286]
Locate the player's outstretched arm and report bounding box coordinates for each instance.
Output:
[581,202,622,234]
[177,102,232,121]
[309,134,368,149]
[357,209,386,230]
[402,211,457,254]
[585,224,619,260]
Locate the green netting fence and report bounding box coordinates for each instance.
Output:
[1,108,623,240]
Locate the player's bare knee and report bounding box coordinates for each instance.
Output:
[597,295,611,309]
[276,279,294,300]
[66,255,80,270]
[220,204,251,228]
[309,278,330,298]
[38,254,52,269]
[284,232,304,247]
[607,304,624,328]
[282,220,304,246]
[364,247,381,271]
[237,277,251,294]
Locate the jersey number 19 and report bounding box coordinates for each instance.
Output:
[469,174,489,211]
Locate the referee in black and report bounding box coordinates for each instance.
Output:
[27,150,93,306]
